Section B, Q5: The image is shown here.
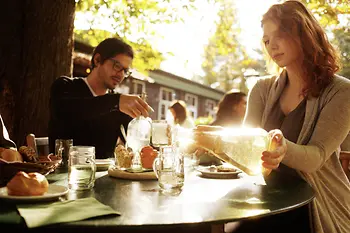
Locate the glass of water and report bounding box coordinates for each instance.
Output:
[152,145,184,193]
[151,120,170,148]
[68,146,96,190]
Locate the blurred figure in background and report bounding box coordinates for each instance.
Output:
[168,100,195,129]
[210,91,247,127]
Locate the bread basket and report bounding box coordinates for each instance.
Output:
[0,158,61,187]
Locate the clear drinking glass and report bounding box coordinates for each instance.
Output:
[151,120,169,148]
[68,146,96,190]
[152,145,184,193]
[55,139,73,172]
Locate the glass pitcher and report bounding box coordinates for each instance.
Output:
[126,92,152,171]
[219,127,271,176]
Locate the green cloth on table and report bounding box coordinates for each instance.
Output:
[17,197,120,228]
[0,209,22,224]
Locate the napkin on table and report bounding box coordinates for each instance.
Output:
[17,197,120,228]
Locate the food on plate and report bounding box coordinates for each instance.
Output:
[140,146,158,169]
[19,146,38,162]
[207,165,238,173]
[0,148,23,162]
[216,165,238,172]
[115,144,133,169]
[6,171,49,196]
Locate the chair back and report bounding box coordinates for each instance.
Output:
[26,134,49,157]
[340,151,350,180]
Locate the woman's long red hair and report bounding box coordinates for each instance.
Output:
[262,0,341,97]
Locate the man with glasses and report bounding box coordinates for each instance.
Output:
[48,38,152,159]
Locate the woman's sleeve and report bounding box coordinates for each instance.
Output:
[282,85,350,172]
[243,80,266,128]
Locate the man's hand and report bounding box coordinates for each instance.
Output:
[119,94,154,118]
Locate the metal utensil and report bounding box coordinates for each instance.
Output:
[120,125,128,148]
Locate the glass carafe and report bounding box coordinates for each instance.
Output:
[126,92,152,171]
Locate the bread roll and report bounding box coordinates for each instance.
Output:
[0,148,23,162]
[19,146,38,162]
[115,145,133,168]
[6,171,49,196]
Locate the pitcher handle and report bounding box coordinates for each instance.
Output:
[86,157,96,185]
[152,158,160,178]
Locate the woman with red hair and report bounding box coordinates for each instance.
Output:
[236,1,350,233]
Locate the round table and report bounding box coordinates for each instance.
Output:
[0,168,315,233]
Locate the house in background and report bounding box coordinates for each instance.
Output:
[73,40,225,121]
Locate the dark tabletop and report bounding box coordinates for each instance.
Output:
[0,167,314,233]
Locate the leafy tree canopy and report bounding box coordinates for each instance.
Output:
[75,0,197,73]
[201,0,266,92]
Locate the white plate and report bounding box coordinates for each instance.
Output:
[95,159,114,171]
[0,184,68,201]
[196,166,241,179]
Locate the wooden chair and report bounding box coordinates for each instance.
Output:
[340,151,350,180]
[26,134,49,156]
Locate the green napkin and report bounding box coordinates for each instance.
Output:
[0,209,22,224]
[17,197,120,228]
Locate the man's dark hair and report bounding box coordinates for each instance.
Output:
[90,38,134,69]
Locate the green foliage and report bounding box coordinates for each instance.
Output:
[201,0,266,92]
[333,27,350,78]
[194,116,213,126]
[301,0,350,26]
[300,0,350,78]
[74,0,198,73]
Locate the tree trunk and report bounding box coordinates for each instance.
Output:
[0,0,75,147]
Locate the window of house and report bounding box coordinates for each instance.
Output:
[205,99,217,118]
[158,87,175,120]
[184,93,198,119]
[114,84,130,94]
[132,80,146,95]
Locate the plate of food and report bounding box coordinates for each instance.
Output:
[0,171,68,202]
[95,159,114,171]
[0,184,68,201]
[196,164,241,179]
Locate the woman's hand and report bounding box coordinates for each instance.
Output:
[262,129,287,170]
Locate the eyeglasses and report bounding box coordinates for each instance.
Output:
[108,58,132,78]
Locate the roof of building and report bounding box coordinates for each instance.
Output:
[73,40,225,100]
[149,70,225,101]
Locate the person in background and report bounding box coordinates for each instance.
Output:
[48,38,152,159]
[168,100,195,129]
[210,91,247,127]
[231,1,350,233]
